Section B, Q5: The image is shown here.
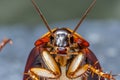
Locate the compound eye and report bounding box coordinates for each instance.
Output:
[50,35,54,44]
[70,36,74,44]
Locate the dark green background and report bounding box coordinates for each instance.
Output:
[0,0,120,25]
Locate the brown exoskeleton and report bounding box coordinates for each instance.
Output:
[23,0,117,80]
[0,38,12,52]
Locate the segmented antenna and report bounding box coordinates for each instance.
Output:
[32,0,53,35]
[71,0,96,36]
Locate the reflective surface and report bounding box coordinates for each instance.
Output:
[54,29,69,47]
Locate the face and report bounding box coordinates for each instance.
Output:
[54,29,69,47]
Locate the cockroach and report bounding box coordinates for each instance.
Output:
[0,38,12,52]
[23,0,117,80]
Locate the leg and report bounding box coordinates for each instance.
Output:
[67,52,87,79]
[28,50,61,80]
[67,52,115,80]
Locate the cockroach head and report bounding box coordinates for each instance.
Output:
[50,28,73,47]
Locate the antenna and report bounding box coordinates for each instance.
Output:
[71,0,96,36]
[32,0,53,35]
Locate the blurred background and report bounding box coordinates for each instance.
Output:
[0,0,120,80]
